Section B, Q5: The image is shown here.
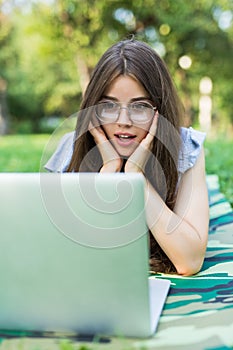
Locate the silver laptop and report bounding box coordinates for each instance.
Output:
[0,172,170,338]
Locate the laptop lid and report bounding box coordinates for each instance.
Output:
[0,172,169,338]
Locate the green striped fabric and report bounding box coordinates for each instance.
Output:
[144,174,233,350]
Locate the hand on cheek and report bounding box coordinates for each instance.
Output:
[89,119,123,172]
[125,112,159,173]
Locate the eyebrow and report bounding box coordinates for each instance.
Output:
[101,95,152,102]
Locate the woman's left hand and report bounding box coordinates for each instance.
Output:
[125,112,159,173]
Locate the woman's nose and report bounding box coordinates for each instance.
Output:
[117,107,132,126]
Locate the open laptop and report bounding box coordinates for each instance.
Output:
[0,172,170,338]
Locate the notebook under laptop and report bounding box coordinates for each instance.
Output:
[0,172,170,338]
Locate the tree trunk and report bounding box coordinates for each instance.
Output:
[76,55,90,96]
[0,78,10,135]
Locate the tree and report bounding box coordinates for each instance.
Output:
[0,0,232,132]
[0,3,13,134]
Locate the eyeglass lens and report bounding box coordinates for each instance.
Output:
[95,102,155,123]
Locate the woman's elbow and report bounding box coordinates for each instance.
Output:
[176,256,205,276]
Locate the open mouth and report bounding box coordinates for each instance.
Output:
[114,133,136,141]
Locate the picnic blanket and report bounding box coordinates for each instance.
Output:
[143,174,233,350]
[1,174,233,350]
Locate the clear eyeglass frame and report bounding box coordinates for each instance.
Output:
[95,100,157,124]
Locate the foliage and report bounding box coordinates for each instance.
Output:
[0,0,232,133]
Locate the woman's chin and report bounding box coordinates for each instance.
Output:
[116,148,134,159]
[112,142,138,159]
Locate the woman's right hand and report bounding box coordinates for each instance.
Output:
[89,118,123,172]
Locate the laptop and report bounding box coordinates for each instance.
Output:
[0,172,170,338]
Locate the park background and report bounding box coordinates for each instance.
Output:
[0,0,232,207]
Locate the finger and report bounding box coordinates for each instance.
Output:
[89,116,104,134]
[148,111,159,137]
[89,120,94,130]
[141,112,159,148]
[88,121,97,135]
[90,113,101,129]
[89,122,106,145]
[141,113,158,149]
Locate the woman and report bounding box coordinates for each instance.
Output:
[45,38,209,276]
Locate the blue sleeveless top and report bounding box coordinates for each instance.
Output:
[44,127,206,176]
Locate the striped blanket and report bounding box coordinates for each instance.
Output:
[140,174,233,350]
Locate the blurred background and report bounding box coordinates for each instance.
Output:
[0,0,233,204]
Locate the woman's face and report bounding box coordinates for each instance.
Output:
[98,75,154,158]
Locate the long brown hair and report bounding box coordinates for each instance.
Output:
[67,38,184,273]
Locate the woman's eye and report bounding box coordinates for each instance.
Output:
[131,103,150,110]
[102,102,116,110]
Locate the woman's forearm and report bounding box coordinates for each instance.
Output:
[144,179,208,276]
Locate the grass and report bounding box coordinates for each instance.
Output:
[1,133,233,206]
[0,134,50,172]
[205,137,233,207]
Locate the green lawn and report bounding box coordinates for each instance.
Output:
[0,134,51,172]
[1,133,233,206]
[205,138,233,207]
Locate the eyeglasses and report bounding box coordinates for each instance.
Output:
[95,100,157,124]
